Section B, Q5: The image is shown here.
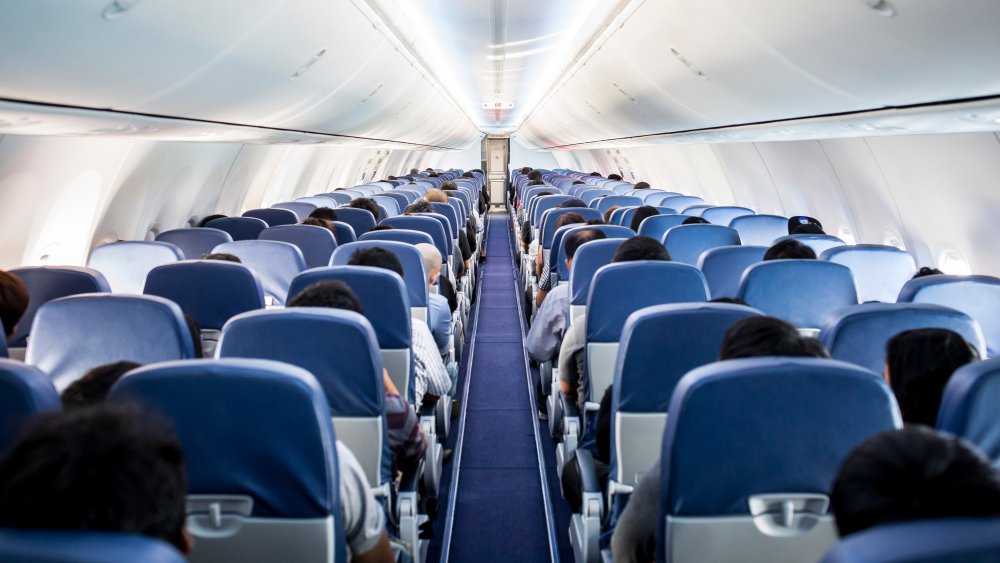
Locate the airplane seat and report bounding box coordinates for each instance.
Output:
[241,208,298,227]
[697,245,769,299]
[449,190,473,215]
[380,215,453,278]
[773,234,846,256]
[371,196,400,217]
[206,216,270,240]
[819,519,1000,563]
[155,227,233,260]
[642,191,681,205]
[738,260,858,330]
[331,241,429,322]
[937,357,1000,463]
[819,302,984,375]
[294,196,338,209]
[617,206,677,229]
[259,224,338,269]
[608,206,636,226]
[430,202,460,244]
[87,241,184,294]
[0,359,59,453]
[897,274,1000,357]
[540,208,604,251]
[396,190,422,204]
[680,204,714,216]
[820,245,916,303]
[108,358,346,563]
[610,184,633,195]
[531,195,575,228]
[375,203,391,220]
[662,224,742,265]
[360,229,435,248]
[702,206,755,226]
[271,201,318,220]
[728,214,789,246]
[659,196,705,211]
[317,191,353,205]
[0,529,186,563]
[378,192,410,213]
[577,189,615,206]
[657,357,900,563]
[334,207,378,236]
[554,226,634,288]
[212,240,306,306]
[593,196,643,214]
[636,214,689,241]
[26,294,194,391]
[329,221,357,244]
[7,266,111,350]
[568,239,628,326]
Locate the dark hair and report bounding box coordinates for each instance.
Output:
[681,216,709,225]
[572,180,586,185]
[406,200,435,214]
[528,179,545,186]
[787,216,823,235]
[590,172,602,177]
[520,222,532,246]
[559,198,588,209]
[719,316,830,360]
[608,174,623,181]
[348,198,380,221]
[612,236,670,263]
[832,426,1000,537]
[565,229,607,260]
[710,297,747,305]
[528,170,543,181]
[790,223,826,235]
[184,314,203,359]
[196,214,226,228]
[913,267,944,279]
[603,206,620,224]
[886,328,978,426]
[0,271,29,338]
[0,405,188,551]
[202,252,241,263]
[308,207,338,222]
[555,212,585,230]
[763,239,817,261]
[367,224,395,232]
[629,206,660,232]
[347,247,404,278]
[61,361,141,408]
[634,181,650,190]
[300,217,335,234]
[288,280,364,314]
[520,167,532,174]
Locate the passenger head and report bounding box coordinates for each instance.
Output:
[300,217,335,234]
[347,246,404,278]
[406,200,435,214]
[885,328,978,426]
[287,280,364,314]
[0,271,28,338]
[586,218,605,225]
[603,206,620,224]
[409,168,420,175]
[308,207,338,222]
[367,224,395,232]
[416,243,443,286]
[629,206,660,232]
[424,189,448,203]
[440,181,457,192]
[719,316,830,360]
[520,167,532,174]
[608,173,623,181]
[183,315,203,359]
[528,180,545,186]
[611,236,670,263]
[681,216,709,225]
[348,197,380,221]
[763,239,817,261]
[787,215,823,235]
[590,172,602,177]
[790,223,826,235]
[559,198,588,209]
[634,181,650,190]
[61,361,141,409]
[572,180,586,185]
[196,214,226,228]
[555,212,585,231]
[913,267,944,279]
[202,252,241,263]
[565,229,607,264]
[0,405,189,552]
[831,426,1000,537]
[528,170,543,181]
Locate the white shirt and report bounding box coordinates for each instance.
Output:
[337,441,385,558]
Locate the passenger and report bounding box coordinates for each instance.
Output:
[608,173,623,181]
[586,218,605,225]
[525,229,606,365]
[520,167,532,175]
[301,216,334,234]
[348,197,381,221]
[202,252,242,262]
[633,181,650,190]
[762,238,817,260]
[196,214,226,228]
[405,200,434,214]
[681,216,709,225]
[831,426,1000,537]
[308,207,339,222]
[912,266,944,278]
[0,270,29,339]
[409,168,420,175]
[61,361,141,408]
[629,205,660,232]
[787,215,824,235]
[603,206,620,224]
[572,180,586,185]
[443,187,479,253]
[367,224,395,232]
[416,243,453,359]
[885,328,978,426]
[423,189,448,203]
[528,170,543,182]
[534,212,587,306]
[709,296,748,305]
[407,200,472,275]
[559,198,588,209]
[790,222,826,235]
[287,280,431,472]
[346,248,451,406]
[183,314,205,359]
[719,316,830,360]
[590,172,602,177]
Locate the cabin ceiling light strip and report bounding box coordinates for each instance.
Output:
[102,0,142,19]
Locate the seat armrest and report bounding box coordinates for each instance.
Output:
[574,449,604,520]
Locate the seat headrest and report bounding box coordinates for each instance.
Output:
[636,214,689,241]
[241,208,298,227]
[701,206,755,226]
[155,227,233,260]
[271,201,317,220]
[819,518,1000,563]
[595,196,643,214]
[143,260,264,330]
[259,224,338,270]
[738,259,858,328]
[663,224,742,265]
[819,245,916,304]
[333,208,377,236]
[696,245,768,299]
[0,359,60,452]
[212,240,306,305]
[569,239,627,305]
[206,217,268,241]
[540,208,603,248]
[0,528,186,563]
[773,234,846,256]
[359,229,435,248]
[380,215,450,256]
[8,266,111,347]
[897,274,1000,357]
[87,241,184,294]
[728,214,788,246]
[937,357,1000,463]
[330,241,428,307]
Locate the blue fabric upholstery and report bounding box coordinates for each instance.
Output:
[636,214,689,241]
[272,201,317,220]
[212,240,306,305]
[241,208,298,227]
[109,359,342,525]
[937,358,1000,463]
[729,214,788,245]
[87,241,183,294]
[259,224,338,269]
[143,261,264,330]
[531,195,575,225]
[206,216,269,241]
[317,191,352,205]
[334,208,377,236]
[820,245,916,303]
[738,260,858,328]
[26,294,193,391]
[702,206,754,226]
[586,262,710,342]
[378,192,410,213]
[820,302,984,375]
[0,359,59,452]
[663,224,742,265]
[609,207,635,226]
[554,225,634,280]
[329,221,357,244]
[897,275,1000,357]
[820,518,1000,563]
[360,229,435,248]
[0,334,5,358]
[643,192,682,205]
[569,239,627,306]
[774,234,846,256]
[0,529,186,563]
[381,215,450,261]
[287,266,411,349]
[539,208,603,249]
[294,196,338,209]
[330,241,427,308]
[681,204,713,216]
[578,189,615,205]
[697,245,768,299]
[659,196,704,211]
[430,202,460,240]
[8,267,111,347]
[594,196,643,214]
[371,196,401,217]
[155,227,233,260]
[618,207,677,229]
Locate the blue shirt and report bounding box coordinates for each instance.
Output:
[525,284,570,362]
[428,292,452,356]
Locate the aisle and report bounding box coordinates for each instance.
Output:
[442,214,557,563]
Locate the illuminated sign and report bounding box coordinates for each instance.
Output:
[481,101,514,110]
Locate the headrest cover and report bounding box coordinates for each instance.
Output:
[738,260,858,328]
[241,208,298,227]
[330,241,428,307]
[155,228,233,260]
[143,260,264,330]
[663,224,742,265]
[207,216,268,240]
[569,239,627,305]
[259,225,338,270]
[87,241,184,294]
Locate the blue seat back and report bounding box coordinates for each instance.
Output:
[659,195,705,211]
[531,194,574,225]
[430,202,460,240]
[213,240,306,305]
[898,275,1000,357]
[738,260,858,328]
[540,207,604,249]
[729,214,788,245]
[569,239,627,307]
[380,215,450,262]
[555,225,634,280]
[697,245,768,299]
[334,207,377,236]
[317,191,352,205]
[609,206,636,226]
[681,204,714,216]
[0,529,186,563]
[329,221,357,244]
[259,224,338,269]
[8,267,111,347]
[594,196,643,214]
[206,216,269,241]
[663,224,742,265]
[379,192,411,212]
[87,241,184,294]
[702,206,754,226]
[271,201,317,220]
[241,208,298,227]
[155,227,233,260]
[26,294,193,390]
[820,519,1000,563]
[360,229,435,248]
[637,214,689,241]
[371,196,400,217]
[774,234,846,256]
[143,261,264,330]
[331,241,428,308]
[820,245,916,303]
[294,196,338,209]
[578,189,615,205]
[0,360,59,452]
[938,358,1000,463]
[618,206,677,229]
[643,191,682,205]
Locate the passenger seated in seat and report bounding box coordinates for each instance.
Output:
[0,270,29,340]
[309,207,339,222]
[603,206,620,224]
[423,189,448,204]
[61,361,141,408]
[885,328,978,426]
[407,200,471,277]
[288,280,431,472]
[608,174,623,181]
[203,252,241,263]
[831,426,1000,537]
[912,266,944,278]
[535,212,587,306]
[416,243,453,359]
[629,206,659,232]
[196,214,226,228]
[346,248,451,406]
[681,216,708,225]
[763,238,817,261]
[348,197,381,222]
[633,181,650,190]
[367,224,395,233]
[787,215,824,235]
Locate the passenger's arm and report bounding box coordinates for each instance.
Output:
[352,530,393,563]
